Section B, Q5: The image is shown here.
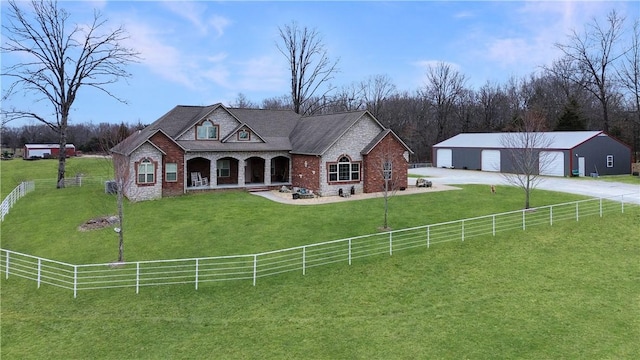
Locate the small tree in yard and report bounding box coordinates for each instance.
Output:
[1,0,139,188]
[368,131,410,230]
[99,125,134,263]
[501,110,555,209]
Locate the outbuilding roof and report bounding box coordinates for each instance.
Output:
[433,131,604,150]
[25,144,75,149]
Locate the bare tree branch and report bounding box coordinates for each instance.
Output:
[553,9,626,132]
[501,110,554,209]
[276,21,340,115]
[1,0,140,188]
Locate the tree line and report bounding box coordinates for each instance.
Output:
[249,11,639,163]
[2,3,638,168]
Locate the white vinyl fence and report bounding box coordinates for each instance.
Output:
[1,195,633,298]
[1,181,35,221]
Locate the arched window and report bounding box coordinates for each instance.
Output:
[196,120,218,140]
[137,158,155,184]
[328,155,360,182]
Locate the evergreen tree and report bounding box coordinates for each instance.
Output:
[555,98,586,130]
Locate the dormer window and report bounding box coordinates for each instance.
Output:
[196,120,218,140]
[238,129,250,141]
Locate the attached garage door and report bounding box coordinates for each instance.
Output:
[539,151,564,176]
[481,150,501,172]
[436,149,452,168]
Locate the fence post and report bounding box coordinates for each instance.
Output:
[73,266,77,299]
[599,198,603,217]
[389,232,393,256]
[5,251,9,279]
[348,239,352,265]
[576,202,579,221]
[252,255,257,286]
[550,205,553,226]
[621,195,624,213]
[136,262,140,294]
[195,259,199,290]
[302,247,306,275]
[461,220,465,242]
[37,258,41,288]
[427,226,430,248]
[492,215,496,236]
[522,209,526,230]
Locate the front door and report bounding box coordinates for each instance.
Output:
[578,157,585,177]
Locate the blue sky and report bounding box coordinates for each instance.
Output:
[1,1,637,127]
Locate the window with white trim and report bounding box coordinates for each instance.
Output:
[137,158,155,184]
[196,120,218,140]
[328,156,360,182]
[165,163,177,182]
[217,159,230,177]
[606,155,614,168]
[383,161,392,180]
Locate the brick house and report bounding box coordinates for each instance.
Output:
[111,103,412,201]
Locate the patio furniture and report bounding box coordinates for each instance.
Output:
[191,172,208,187]
[292,188,315,199]
[416,178,432,188]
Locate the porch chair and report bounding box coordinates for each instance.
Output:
[191,172,203,187]
[198,173,209,186]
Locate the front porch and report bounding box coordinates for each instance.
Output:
[185,154,291,192]
[186,181,292,193]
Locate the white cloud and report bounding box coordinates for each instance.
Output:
[235,56,287,92]
[162,2,231,37]
[453,10,474,19]
[476,1,622,76]
[162,1,209,35]
[209,15,232,38]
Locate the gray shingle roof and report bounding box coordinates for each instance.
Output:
[433,131,604,149]
[290,111,369,155]
[111,104,400,156]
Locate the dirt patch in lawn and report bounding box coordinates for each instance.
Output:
[78,215,119,231]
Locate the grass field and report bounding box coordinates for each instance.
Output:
[1,158,639,358]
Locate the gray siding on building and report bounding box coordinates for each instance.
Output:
[434,132,631,177]
[451,148,483,170]
[573,135,631,176]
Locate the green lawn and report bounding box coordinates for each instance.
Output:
[1,158,639,359]
[586,174,640,185]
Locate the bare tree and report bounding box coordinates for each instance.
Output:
[553,10,626,132]
[360,74,397,119]
[230,93,257,108]
[365,131,410,230]
[501,110,554,209]
[276,21,339,115]
[421,62,468,142]
[100,125,134,263]
[331,82,364,112]
[1,0,139,188]
[617,19,640,130]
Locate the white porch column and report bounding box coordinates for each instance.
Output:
[239,159,246,185]
[264,157,271,186]
[210,159,217,187]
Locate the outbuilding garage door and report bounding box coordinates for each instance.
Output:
[481,150,501,172]
[436,149,452,168]
[539,151,564,176]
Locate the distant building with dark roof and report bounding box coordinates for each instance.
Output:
[432,131,631,177]
[111,103,412,201]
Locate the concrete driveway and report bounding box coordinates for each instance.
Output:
[409,167,640,205]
